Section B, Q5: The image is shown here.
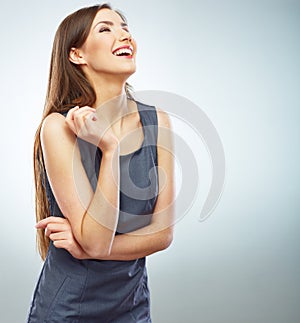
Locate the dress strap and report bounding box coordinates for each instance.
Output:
[136,101,158,152]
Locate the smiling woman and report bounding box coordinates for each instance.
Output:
[69,8,137,86]
[27,3,175,322]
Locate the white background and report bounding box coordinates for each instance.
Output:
[0,0,299,322]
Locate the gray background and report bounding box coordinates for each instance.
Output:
[1,0,299,322]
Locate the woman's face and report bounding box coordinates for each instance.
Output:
[73,9,137,78]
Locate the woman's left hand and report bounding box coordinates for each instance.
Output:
[36,216,89,260]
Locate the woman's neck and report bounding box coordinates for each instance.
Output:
[91,75,131,125]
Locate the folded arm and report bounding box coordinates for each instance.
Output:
[39,108,120,258]
[101,109,175,260]
[38,109,175,260]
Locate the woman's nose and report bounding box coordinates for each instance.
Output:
[119,29,131,41]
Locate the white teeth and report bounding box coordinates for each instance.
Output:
[113,47,133,56]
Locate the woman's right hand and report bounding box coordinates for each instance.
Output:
[36,216,89,260]
[65,106,119,153]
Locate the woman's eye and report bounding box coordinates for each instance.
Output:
[99,27,110,33]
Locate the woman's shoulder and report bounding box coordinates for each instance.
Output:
[134,100,170,130]
[43,111,65,123]
[156,107,172,129]
[41,112,74,145]
[134,100,171,129]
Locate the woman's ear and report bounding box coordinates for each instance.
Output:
[69,47,86,65]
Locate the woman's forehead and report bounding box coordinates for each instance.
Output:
[92,8,125,26]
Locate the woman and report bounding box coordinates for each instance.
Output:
[27,3,175,322]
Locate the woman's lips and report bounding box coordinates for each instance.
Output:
[112,45,133,57]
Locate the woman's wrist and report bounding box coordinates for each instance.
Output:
[100,142,120,157]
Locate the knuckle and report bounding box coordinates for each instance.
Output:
[47,223,54,231]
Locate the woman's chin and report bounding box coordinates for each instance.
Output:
[114,67,136,80]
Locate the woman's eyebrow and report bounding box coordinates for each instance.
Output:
[93,20,128,30]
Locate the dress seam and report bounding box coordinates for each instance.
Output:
[77,263,89,322]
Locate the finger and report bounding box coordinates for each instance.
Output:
[85,111,98,122]
[35,216,56,228]
[66,106,96,137]
[35,216,67,229]
[36,216,65,227]
[53,239,84,259]
[73,109,96,129]
[77,106,96,113]
[65,106,79,133]
[66,106,79,121]
[53,240,71,250]
[66,106,95,123]
[65,118,76,134]
[45,226,52,237]
[71,110,91,135]
[49,231,69,241]
[90,113,97,121]
[66,106,95,134]
[84,112,100,134]
[45,222,70,234]
[72,107,96,125]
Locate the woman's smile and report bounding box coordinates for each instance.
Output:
[69,8,137,79]
[112,45,134,59]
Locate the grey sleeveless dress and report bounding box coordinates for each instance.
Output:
[27,101,158,322]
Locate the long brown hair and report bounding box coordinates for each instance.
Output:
[34,4,133,260]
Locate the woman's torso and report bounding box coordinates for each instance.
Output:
[28,101,158,322]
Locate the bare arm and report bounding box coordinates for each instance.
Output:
[39,109,175,260]
[40,107,120,258]
[101,109,175,260]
